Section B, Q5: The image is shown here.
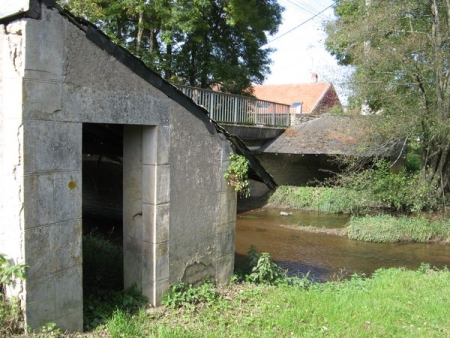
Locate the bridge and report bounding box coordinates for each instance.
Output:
[175,85,291,150]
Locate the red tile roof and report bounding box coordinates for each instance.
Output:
[252,83,340,114]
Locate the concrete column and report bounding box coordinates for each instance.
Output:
[215,139,236,283]
[22,121,83,331]
[123,125,171,305]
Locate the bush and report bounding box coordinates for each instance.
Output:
[336,160,438,212]
[162,281,220,311]
[0,254,27,336]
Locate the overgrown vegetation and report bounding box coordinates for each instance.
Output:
[348,214,450,243]
[32,254,450,337]
[268,185,367,214]
[334,160,438,212]
[0,254,27,336]
[224,153,251,198]
[83,233,147,330]
[326,0,450,204]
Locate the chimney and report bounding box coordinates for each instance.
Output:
[311,73,318,83]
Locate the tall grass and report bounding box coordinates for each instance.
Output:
[88,266,450,337]
[268,186,369,214]
[348,214,450,243]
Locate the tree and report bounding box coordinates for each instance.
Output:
[325,0,450,205]
[62,0,283,94]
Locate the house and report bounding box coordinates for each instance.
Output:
[0,0,275,331]
[252,81,342,125]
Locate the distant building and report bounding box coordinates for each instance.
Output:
[252,82,342,125]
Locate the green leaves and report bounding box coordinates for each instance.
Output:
[0,254,27,290]
[62,0,283,94]
[224,153,251,198]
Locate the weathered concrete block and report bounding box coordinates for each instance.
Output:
[142,241,169,283]
[142,278,169,306]
[23,78,62,120]
[142,203,170,244]
[215,253,235,284]
[24,174,54,227]
[123,235,143,289]
[216,221,235,256]
[54,172,82,223]
[23,172,81,228]
[142,126,171,165]
[219,191,237,225]
[23,121,81,174]
[24,8,66,80]
[142,164,170,205]
[25,219,81,280]
[26,265,83,331]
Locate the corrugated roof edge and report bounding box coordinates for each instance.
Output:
[1,0,277,190]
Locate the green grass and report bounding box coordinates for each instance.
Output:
[268,186,369,214]
[78,266,450,337]
[347,214,450,243]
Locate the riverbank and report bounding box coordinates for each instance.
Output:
[240,186,450,244]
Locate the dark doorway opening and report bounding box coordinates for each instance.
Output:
[82,123,125,329]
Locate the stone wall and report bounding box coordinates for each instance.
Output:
[257,153,338,186]
[0,3,236,331]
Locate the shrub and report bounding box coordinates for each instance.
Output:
[0,254,27,336]
[224,153,251,198]
[336,160,438,212]
[162,281,219,311]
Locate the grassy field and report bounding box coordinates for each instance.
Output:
[68,266,450,337]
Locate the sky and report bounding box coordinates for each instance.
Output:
[264,0,353,104]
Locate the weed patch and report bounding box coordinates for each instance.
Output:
[268,186,367,214]
[347,214,450,243]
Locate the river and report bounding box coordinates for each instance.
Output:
[236,208,450,281]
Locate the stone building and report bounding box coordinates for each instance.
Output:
[0,0,273,331]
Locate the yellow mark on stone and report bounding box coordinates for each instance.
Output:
[68,180,77,190]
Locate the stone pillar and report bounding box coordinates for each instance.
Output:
[1,16,83,331]
[215,138,236,283]
[123,125,171,305]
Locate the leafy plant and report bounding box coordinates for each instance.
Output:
[0,254,27,293]
[0,254,27,336]
[224,153,251,198]
[247,249,286,285]
[162,281,220,311]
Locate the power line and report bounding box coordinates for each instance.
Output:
[266,3,335,45]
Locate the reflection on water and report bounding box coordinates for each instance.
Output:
[236,208,450,281]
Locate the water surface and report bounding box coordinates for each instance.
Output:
[236,208,450,281]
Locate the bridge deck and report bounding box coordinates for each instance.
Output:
[175,85,291,127]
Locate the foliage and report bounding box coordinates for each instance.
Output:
[0,254,27,336]
[247,252,287,285]
[347,214,450,243]
[336,160,438,212]
[0,254,26,293]
[326,0,450,204]
[82,266,450,337]
[240,246,287,285]
[268,185,367,214]
[61,0,283,94]
[162,281,220,311]
[224,153,251,198]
